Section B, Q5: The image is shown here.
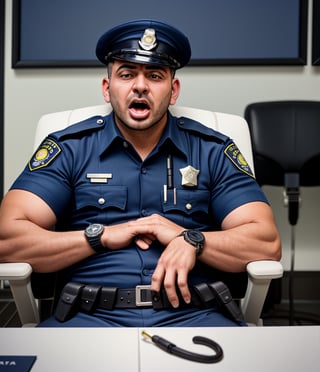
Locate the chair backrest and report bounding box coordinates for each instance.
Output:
[35,104,254,172]
[244,101,320,187]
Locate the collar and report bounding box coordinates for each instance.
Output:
[99,111,188,159]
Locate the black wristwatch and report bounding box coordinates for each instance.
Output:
[85,223,105,253]
[179,229,205,256]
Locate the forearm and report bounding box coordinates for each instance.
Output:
[199,221,281,272]
[0,221,93,273]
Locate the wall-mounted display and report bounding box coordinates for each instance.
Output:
[12,0,308,68]
[312,0,320,65]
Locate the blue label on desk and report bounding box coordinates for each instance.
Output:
[0,356,36,371]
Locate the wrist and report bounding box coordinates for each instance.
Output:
[178,229,205,257]
[84,223,105,254]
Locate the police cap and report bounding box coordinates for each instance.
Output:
[96,19,191,69]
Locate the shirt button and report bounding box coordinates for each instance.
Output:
[123,141,129,148]
[96,119,104,125]
[141,209,148,216]
[141,167,147,174]
[98,198,105,205]
[185,203,192,210]
[142,269,150,276]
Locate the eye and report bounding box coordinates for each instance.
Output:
[120,72,133,79]
[148,73,164,81]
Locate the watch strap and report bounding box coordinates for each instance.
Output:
[87,235,105,253]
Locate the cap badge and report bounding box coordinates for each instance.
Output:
[139,28,157,51]
[180,165,200,187]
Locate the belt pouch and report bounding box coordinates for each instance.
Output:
[54,282,84,322]
[192,283,216,308]
[97,287,117,310]
[209,281,244,323]
[80,285,101,313]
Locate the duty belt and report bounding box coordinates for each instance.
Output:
[54,281,244,324]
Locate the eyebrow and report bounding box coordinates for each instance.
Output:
[116,63,168,73]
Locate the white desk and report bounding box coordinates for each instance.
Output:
[0,328,139,371]
[1,326,319,372]
[140,326,320,372]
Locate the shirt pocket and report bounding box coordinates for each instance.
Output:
[75,185,128,211]
[161,189,210,227]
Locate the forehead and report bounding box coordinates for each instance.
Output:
[111,60,171,73]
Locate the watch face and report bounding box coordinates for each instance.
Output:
[186,230,204,243]
[86,223,104,237]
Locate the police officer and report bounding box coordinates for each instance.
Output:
[0,19,281,327]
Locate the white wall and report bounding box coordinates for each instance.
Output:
[4,0,320,270]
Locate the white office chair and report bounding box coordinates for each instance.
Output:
[0,104,283,326]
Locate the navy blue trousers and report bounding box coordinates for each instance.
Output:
[38,306,246,327]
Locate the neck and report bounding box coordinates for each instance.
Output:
[115,115,168,161]
[124,126,164,160]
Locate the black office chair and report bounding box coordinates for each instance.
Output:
[244,100,320,324]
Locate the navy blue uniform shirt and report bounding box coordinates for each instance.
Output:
[11,111,268,326]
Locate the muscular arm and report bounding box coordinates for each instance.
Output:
[199,201,281,272]
[0,190,158,273]
[0,190,95,272]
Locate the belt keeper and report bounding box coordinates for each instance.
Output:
[54,282,85,322]
[151,290,164,310]
[80,284,102,313]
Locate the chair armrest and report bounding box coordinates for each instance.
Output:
[246,260,283,280]
[0,263,39,326]
[241,260,283,326]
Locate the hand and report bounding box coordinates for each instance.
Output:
[131,214,198,307]
[102,214,197,308]
[100,221,151,250]
[133,214,183,248]
[151,235,197,308]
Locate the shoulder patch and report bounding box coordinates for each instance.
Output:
[224,143,254,178]
[28,138,61,171]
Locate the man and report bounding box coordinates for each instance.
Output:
[0,19,281,327]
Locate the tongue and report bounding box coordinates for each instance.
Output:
[129,107,150,119]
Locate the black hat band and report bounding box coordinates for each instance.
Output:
[104,38,181,69]
[106,48,180,69]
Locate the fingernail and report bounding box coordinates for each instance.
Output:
[172,301,179,308]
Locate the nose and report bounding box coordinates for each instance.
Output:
[132,74,149,95]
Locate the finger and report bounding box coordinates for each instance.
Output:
[151,264,165,293]
[163,269,179,308]
[177,271,191,304]
[134,236,151,250]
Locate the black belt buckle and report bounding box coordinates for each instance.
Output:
[135,285,152,307]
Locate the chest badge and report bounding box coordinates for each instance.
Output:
[87,173,112,183]
[180,165,200,187]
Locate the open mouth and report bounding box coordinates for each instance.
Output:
[129,100,151,119]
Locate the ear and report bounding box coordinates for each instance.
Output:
[169,78,180,106]
[102,77,111,103]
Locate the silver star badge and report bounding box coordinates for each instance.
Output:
[180,165,200,187]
